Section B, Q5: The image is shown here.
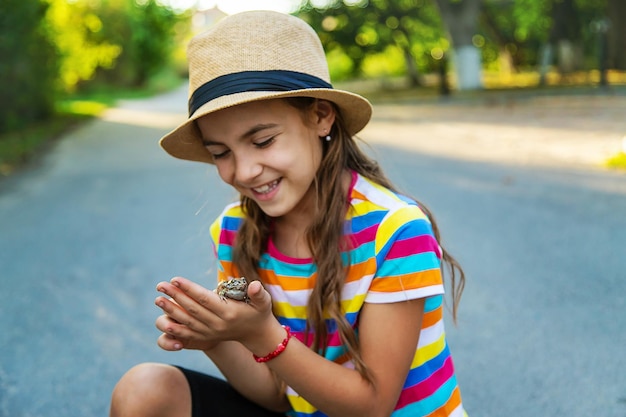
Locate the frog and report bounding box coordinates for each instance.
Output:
[216,277,249,302]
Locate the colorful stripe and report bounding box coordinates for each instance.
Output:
[210,172,466,417]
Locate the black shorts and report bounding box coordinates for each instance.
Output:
[175,366,288,417]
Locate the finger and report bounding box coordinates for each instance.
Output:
[156,280,191,303]
[157,281,212,319]
[155,312,210,348]
[247,280,271,310]
[155,295,188,325]
[247,280,264,297]
[169,277,223,313]
[155,288,222,338]
[155,300,212,341]
[155,313,183,334]
[157,333,183,351]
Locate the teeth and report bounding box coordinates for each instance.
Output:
[253,180,279,194]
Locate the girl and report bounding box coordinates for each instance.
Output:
[110,10,467,417]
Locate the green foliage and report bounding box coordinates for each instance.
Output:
[298,0,622,84]
[44,0,122,93]
[297,0,446,81]
[0,0,57,133]
[0,0,189,173]
[128,0,179,85]
[482,0,611,71]
[361,45,406,77]
[510,0,553,44]
[94,0,190,88]
[24,0,188,94]
[0,113,88,176]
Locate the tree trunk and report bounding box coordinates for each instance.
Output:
[402,46,421,87]
[438,54,451,96]
[538,43,554,86]
[607,0,626,70]
[393,24,422,88]
[550,0,583,77]
[434,0,483,90]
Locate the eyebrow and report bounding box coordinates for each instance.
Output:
[202,123,279,146]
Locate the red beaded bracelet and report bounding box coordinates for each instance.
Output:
[253,326,292,363]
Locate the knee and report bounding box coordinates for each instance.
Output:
[110,363,190,417]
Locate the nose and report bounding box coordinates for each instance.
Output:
[233,151,263,185]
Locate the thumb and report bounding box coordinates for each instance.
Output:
[247,280,270,306]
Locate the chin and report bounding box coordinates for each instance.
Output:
[255,200,296,218]
[258,206,288,218]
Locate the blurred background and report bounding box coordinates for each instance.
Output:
[1,1,625,417]
[1,0,625,174]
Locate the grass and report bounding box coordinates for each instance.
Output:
[0,113,96,177]
[0,69,184,177]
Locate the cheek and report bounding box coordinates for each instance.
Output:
[278,143,320,175]
[304,137,324,170]
[215,163,234,186]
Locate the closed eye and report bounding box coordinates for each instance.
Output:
[211,149,230,159]
[254,137,275,149]
[203,143,230,159]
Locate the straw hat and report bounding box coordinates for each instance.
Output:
[159,10,373,164]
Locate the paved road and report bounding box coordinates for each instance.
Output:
[1,85,625,417]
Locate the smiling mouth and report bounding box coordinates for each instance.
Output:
[252,179,280,195]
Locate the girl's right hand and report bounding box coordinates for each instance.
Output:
[153,277,278,352]
[154,295,221,351]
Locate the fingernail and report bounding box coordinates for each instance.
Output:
[174,343,182,350]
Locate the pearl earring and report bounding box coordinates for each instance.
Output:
[325,135,331,142]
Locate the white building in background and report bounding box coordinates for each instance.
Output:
[192,6,227,32]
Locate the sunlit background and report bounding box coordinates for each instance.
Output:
[165,0,364,14]
[1,0,625,174]
[170,0,300,13]
[1,1,626,417]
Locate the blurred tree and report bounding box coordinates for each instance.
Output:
[129,0,178,86]
[606,0,625,70]
[481,0,622,84]
[89,0,189,88]
[433,0,483,90]
[302,0,623,90]
[515,0,621,84]
[481,0,547,72]
[0,0,57,133]
[0,0,189,135]
[45,0,122,93]
[541,0,583,83]
[297,0,447,86]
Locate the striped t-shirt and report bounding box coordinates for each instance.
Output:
[209,171,467,417]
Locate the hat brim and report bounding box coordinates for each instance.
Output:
[159,88,372,164]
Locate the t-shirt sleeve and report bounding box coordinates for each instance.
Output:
[365,205,444,303]
[209,203,243,283]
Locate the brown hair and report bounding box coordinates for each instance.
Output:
[232,98,465,379]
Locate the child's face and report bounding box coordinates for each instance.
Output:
[197,99,330,221]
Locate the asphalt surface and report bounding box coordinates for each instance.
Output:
[1,85,625,417]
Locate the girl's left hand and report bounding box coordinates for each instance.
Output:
[154,277,276,351]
